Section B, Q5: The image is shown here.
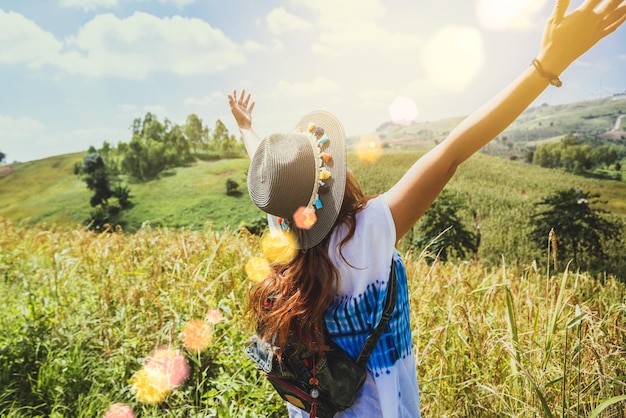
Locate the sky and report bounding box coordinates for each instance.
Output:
[0,0,625,163]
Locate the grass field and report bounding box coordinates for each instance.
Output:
[1,96,625,415]
[1,220,624,417]
[2,147,625,274]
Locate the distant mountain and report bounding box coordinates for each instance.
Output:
[353,95,626,151]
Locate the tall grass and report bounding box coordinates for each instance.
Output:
[1,219,625,417]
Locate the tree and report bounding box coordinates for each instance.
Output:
[79,152,132,230]
[530,188,622,272]
[185,114,206,154]
[212,119,230,151]
[82,153,114,207]
[0,150,6,164]
[413,190,478,263]
[120,113,192,180]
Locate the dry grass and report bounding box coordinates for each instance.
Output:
[1,219,624,417]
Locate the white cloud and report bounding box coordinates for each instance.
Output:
[62,12,246,78]
[0,11,246,79]
[242,39,284,53]
[312,20,422,55]
[117,104,169,120]
[19,126,130,162]
[161,0,197,7]
[280,0,421,55]
[266,7,313,35]
[59,0,118,12]
[273,76,341,98]
[58,0,197,11]
[0,113,134,162]
[0,10,63,67]
[0,114,44,140]
[292,0,386,24]
[357,88,397,110]
[184,91,225,108]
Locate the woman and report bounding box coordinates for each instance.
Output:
[228,1,625,416]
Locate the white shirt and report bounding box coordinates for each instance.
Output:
[288,194,421,418]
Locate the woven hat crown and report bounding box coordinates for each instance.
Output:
[247,110,347,249]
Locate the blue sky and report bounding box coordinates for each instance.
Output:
[1,0,624,163]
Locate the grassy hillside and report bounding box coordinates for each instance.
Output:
[0,152,91,225]
[1,96,625,416]
[0,153,261,231]
[2,144,625,273]
[371,95,626,146]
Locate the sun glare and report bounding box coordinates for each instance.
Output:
[388,96,418,126]
[355,135,384,163]
[421,25,485,91]
[476,0,548,31]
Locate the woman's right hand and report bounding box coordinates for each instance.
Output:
[228,89,255,131]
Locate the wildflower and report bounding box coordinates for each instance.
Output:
[146,347,190,387]
[181,320,213,352]
[261,230,298,264]
[130,366,170,404]
[104,403,135,418]
[205,308,223,325]
[245,256,271,282]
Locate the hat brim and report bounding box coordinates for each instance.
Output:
[267,110,347,250]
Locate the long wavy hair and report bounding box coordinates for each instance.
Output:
[249,170,373,353]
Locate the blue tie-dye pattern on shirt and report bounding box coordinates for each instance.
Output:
[324,252,412,376]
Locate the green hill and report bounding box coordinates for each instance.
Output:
[369,94,626,148]
[2,146,625,269]
[0,153,260,231]
[1,95,625,274]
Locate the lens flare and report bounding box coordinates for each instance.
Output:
[104,403,135,418]
[293,206,317,230]
[130,366,171,404]
[421,25,484,91]
[476,0,547,31]
[182,320,213,352]
[355,135,384,163]
[145,347,190,387]
[388,96,418,126]
[205,308,223,325]
[245,256,271,282]
[261,229,298,264]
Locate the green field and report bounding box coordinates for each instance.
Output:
[1,220,625,417]
[2,145,626,271]
[1,95,625,416]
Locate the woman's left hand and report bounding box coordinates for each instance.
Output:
[537,0,626,76]
[228,89,255,131]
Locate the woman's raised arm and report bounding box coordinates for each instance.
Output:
[386,0,626,240]
[228,89,261,158]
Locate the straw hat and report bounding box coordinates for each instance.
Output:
[247,110,347,249]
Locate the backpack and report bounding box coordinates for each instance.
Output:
[245,263,397,418]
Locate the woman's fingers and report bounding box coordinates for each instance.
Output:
[552,0,570,21]
[595,0,624,14]
[581,0,604,11]
[602,4,626,35]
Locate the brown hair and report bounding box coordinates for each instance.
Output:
[249,170,372,353]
